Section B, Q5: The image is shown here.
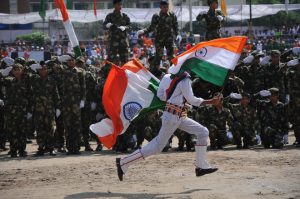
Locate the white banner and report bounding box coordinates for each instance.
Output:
[0,4,300,24]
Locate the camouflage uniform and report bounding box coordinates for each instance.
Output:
[257,99,288,149]
[198,105,233,149]
[144,11,178,68]
[196,8,225,41]
[78,62,97,150]
[103,10,131,65]
[0,81,6,150]
[224,101,258,148]
[49,63,65,151]
[2,71,32,157]
[238,63,265,95]
[286,65,300,146]
[60,65,86,153]
[263,62,287,101]
[31,74,61,154]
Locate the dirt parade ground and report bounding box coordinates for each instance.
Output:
[0,134,299,199]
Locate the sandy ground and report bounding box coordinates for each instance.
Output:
[0,133,299,199]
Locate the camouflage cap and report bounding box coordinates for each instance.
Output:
[241,92,251,98]
[207,0,218,5]
[268,87,279,94]
[251,50,264,58]
[12,63,24,70]
[15,57,26,65]
[76,56,85,63]
[113,0,122,4]
[271,50,281,56]
[160,0,169,5]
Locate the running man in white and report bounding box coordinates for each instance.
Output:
[116,72,220,181]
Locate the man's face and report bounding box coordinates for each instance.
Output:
[210,2,218,9]
[241,97,250,107]
[12,68,23,78]
[76,61,85,68]
[271,54,280,65]
[114,2,122,12]
[67,58,75,68]
[38,66,48,77]
[270,93,279,104]
[160,4,169,14]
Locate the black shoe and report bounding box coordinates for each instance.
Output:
[243,145,249,149]
[10,152,17,158]
[195,167,218,176]
[34,150,44,157]
[176,146,184,151]
[49,150,56,156]
[66,150,74,155]
[26,139,33,144]
[95,144,103,152]
[116,158,124,181]
[236,145,242,150]
[72,150,81,155]
[85,146,94,152]
[19,151,28,157]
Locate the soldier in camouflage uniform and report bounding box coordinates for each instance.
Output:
[31,62,61,156]
[263,50,287,102]
[257,88,288,149]
[48,58,66,152]
[60,55,86,155]
[224,92,258,149]
[236,51,265,95]
[286,59,300,147]
[198,94,233,150]
[197,0,225,41]
[137,0,179,69]
[76,57,96,151]
[0,79,6,150]
[2,64,32,157]
[103,0,131,66]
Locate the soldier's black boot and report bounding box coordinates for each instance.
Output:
[84,145,93,152]
[19,151,28,157]
[195,167,218,176]
[116,158,124,181]
[34,150,44,157]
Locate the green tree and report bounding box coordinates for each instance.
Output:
[16,32,50,46]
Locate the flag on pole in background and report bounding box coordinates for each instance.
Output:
[285,0,289,14]
[221,0,227,16]
[39,0,46,20]
[66,0,73,10]
[169,36,247,87]
[55,0,81,58]
[94,0,97,17]
[90,59,164,149]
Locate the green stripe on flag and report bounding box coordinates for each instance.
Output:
[39,0,46,20]
[138,78,165,116]
[73,45,82,58]
[180,58,229,87]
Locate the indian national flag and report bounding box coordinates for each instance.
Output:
[55,0,81,57]
[90,59,164,149]
[169,36,247,87]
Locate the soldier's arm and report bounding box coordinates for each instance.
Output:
[173,13,179,37]
[103,13,113,30]
[144,14,159,35]
[124,13,131,31]
[227,109,234,130]
[53,80,61,110]
[79,70,86,101]
[196,12,206,22]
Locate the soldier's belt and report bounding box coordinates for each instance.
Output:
[164,102,187,117]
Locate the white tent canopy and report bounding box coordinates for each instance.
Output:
[0,4,300,24]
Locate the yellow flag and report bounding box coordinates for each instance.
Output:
[221,0,227,16]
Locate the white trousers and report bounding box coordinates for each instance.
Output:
[120,112,209,173]
[140,112,209,158]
